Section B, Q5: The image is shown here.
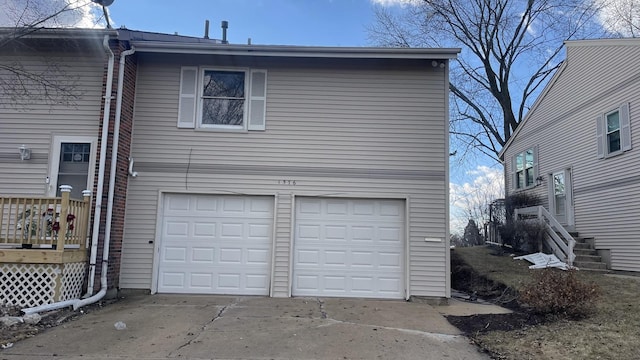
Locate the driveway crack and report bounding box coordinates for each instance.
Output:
[172,297,240,353]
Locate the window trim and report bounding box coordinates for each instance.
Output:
[597,102,631,159]
[197,67,249,131]
[512,146,538,191]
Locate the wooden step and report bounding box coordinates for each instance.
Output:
[573,248,598,256]
[574,260,608,271]
[573,242,592,250]
[575,254,602,263]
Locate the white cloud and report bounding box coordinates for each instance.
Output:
[595,0,640,36]
[450,165,504,235]
[0,0,106,28]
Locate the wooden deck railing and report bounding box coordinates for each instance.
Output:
[515,206,576,266]
[0,186,91,251]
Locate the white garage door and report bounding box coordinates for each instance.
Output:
[158,194,273,295]
[293,198,405,299]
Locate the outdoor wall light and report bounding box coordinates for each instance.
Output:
[18,144,31,161]
[535,175,544,186]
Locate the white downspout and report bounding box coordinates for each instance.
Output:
[85,35,116,297]
[22,42,135,315]
[75,45,136,309]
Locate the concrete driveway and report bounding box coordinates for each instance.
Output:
[1,295,494,359]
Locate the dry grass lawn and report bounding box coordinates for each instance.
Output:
[453,246,640,360]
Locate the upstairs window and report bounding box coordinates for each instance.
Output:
[512,147,538,190]
[178,67,267,131]
[606,110,621,153]
[201,70,245,128]
[597,103,631,158]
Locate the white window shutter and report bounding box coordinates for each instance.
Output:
[533,146,539,181]
[177,67,198,128]
[248,69,267,131]
[596,114,604,159]
[620,102,632,151]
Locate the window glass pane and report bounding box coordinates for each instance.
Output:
[607,111,620,133]
[203,71,244,98]
[553,173,565,195]
[516,171,524,188]
[525,149,534,169]
[516,154,523,171]
[525,168,534,186]
[608,130,621,153]
[202,98,245,125]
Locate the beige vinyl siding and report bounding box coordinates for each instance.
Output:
[504,40,640,271]
[120,55,448,297]
[0,50,105,196]
[272,193,292,297]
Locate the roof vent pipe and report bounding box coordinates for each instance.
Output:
[204,20,209,39]
[221,20,228,44]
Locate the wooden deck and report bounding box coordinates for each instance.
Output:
[0,189,91,264]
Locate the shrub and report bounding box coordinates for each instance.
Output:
[504,192,541,219]
[498,219,545,253]
[519,268,600,318]
[499,192,544,252]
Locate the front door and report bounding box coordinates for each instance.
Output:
[48,136,97,199]
[549,169,574,228]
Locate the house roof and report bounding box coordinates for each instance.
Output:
[498,37,640,160]
[0,27,459,60]
[117,29,221,44]
[0,27,117,39]
[117,29,459,60]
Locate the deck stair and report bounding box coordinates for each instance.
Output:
[566,232,609,272]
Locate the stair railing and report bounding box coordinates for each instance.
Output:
[514,206,576,266]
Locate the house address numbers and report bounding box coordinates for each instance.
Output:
[278,180,297,185]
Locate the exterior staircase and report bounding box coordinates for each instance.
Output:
[569,232,609,272]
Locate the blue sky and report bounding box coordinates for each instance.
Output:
[108,0,379,47]
[0,0,504,233]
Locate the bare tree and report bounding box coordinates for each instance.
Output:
[450,165,504,234]
[597,0,640,37]
[0,0,106,107]
[369,0,605,159]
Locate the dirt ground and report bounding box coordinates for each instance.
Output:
[0,299,117,347]
[447,249,545,336]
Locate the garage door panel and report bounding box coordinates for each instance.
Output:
[191,247,214,263]
[247,248,269,264]
[158,194,273,295]
[293,198,405,299]
[163,247,187,262]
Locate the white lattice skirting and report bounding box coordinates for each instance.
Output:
[0,262,86,307]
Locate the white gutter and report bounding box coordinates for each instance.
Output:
[22,39,136,316]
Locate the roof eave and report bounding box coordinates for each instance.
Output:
[130,41,460,59]
[0,27,117,39]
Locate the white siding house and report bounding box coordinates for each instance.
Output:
[119,42,459,299]
[500,38,640,272]
[0,31,111,198]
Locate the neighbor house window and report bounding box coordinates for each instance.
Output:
[177,67,267,131]
[513,147,536,189]
[606,109,621,154]
[597,103,631,158]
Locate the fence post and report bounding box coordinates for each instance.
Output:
[57,185,72,251]
[81,190,92,250]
